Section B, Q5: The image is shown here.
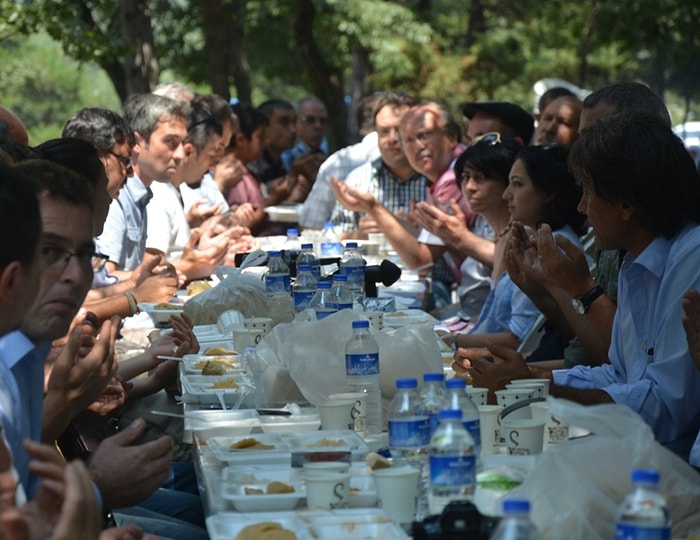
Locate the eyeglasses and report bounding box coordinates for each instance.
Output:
[468,132,502,147]
[41,245,104,273]
[299,115,328,126]
[107,149,132,169]
[402,128,441,146]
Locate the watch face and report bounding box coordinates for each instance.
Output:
[571,297,585,315]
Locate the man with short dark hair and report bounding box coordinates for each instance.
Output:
[460,101,535,146]
[282,95,329,172]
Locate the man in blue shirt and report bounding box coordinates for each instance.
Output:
[461,112,700,461]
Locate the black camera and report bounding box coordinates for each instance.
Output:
[411,501,500,540]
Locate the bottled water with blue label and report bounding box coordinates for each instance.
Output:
[428,409,476,514]
[345,320,381,435]
[293,264,317,312]
[489,499,538,540]
[340,241,365,300]
[388,378,430,468]
[417,373,446,438]
[443,378,481,454]
[329,273,353,311]
[297,243,320,279]
[615,469,671,540]
[309,281,336,320]
[265,250,290,293]
[319,221,343,257]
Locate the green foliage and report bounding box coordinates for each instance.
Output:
[0,32,120,144]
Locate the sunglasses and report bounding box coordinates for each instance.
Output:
[468,132,502,147]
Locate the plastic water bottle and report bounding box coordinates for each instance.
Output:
[615,469,671,540]
[443,378,481,454]
[329,273,353,311]
[308,281,336,320]
[293,264,317,312]
[340,241,366,301]
[489,499,538,540]
[265,250,290,293]
[388,378,430,469]
[297,243,320,280]
[417,373,446,438]
[428,409,477,514]
[320,221,343,258]
[345,320,381,435]
[284,228,301,254]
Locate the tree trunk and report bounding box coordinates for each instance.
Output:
[465,0,485,49]
[229,0,253,104]
[292,0,347,151]
[577,0,600,88]
[119,0,160,97]
[348,44,371,143]
[196,0,233,100]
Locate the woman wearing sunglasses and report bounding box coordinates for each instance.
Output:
[448,139,587,351]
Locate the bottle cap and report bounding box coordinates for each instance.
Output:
[395,378,418,389]
[298,264,312,272]
[324,221,334,228]
[438,409,462,421]
[346,242,359,248]
[301,243,313,249]
[268,250,281,257]
[287,228,299,236]
[445,378,467,389]
[317,281,331,289]
[352,320,370,329]
[631,469,660,484]
[423,373,445,383]
[502,499,530,514]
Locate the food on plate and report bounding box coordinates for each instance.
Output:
[210,378,239,389]
[186,280,212,297]
[204,346,238,355]
[154,302,183,310]
[266,481,295,494]
[244,487,264,495]
[200,360,228,376]
[230,438,276,451]
[235,522,297,540]
[193,357,238,370]
[306,438,345,448]
[365,451,392,470]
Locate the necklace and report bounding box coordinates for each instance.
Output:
[494,221,512,242]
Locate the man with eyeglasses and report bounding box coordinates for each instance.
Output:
[281,96,329,180]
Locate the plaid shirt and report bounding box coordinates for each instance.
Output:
[330,157,426,233]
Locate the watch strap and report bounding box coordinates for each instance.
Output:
[576,285,605,313]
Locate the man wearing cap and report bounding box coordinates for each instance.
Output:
[460,101,535,146]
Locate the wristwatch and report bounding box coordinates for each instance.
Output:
[571,285,605,315]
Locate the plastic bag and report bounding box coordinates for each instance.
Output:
[505,398,700,539]
[183,253,294,326]
[250,309,443,414]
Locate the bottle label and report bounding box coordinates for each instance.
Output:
[266,274,290,292]
[315,308,337,320]
[333,301,353,311]
[293,290,314,311]
[428,412,440,437]
[344,265,365,285]
[346,352,379,376]
[388,417,430,448]
[615,524,670,540]
[463,418,481,448]
[429,454,476,487]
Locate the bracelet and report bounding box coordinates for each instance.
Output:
[124,291,140,316]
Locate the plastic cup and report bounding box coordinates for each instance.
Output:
[501,418,545,455]
[232,327,264,349]
[477,404,502,455]
[318,399,355,430]
[495,388,534,408]
[372,466,420,525]
[243,317,273,336]
[508,378,550,397]
[466,386,488,406]
[529,401,569,448]
[303,461,351,477]
[328,392,367,436]
[305,471,350,509]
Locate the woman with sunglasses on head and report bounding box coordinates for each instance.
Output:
[449,143,587,351]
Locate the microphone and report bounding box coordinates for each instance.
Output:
[364,259,402,297]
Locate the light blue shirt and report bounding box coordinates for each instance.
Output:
[96,175,152,271]
[555,223,700,459]
[0,331,47,497]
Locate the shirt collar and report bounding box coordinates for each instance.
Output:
[0,330,40,370]
[125,175,153,209]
